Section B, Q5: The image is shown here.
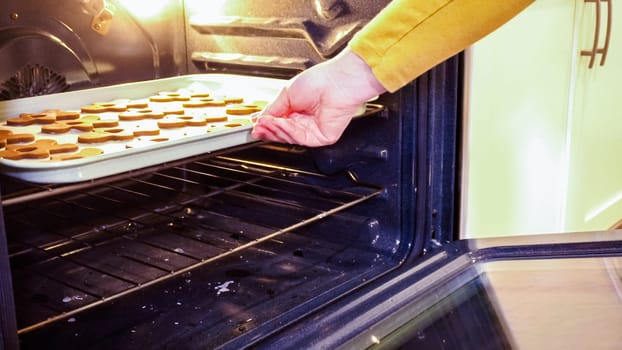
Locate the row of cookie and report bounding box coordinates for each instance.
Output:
[79,90,259,112]
[6,103,262,128]
[0,123,246,161]
[16,114,242,135]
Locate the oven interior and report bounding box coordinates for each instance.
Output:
[0,1,461,349]
[3,144,388,349]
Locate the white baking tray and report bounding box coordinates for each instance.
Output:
[0,74,288,183]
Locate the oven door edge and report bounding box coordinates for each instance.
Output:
[0,199,18,350]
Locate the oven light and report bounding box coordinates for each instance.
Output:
[186,0,228,19]
[116,0,172,20]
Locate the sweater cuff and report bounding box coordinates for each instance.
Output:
[349,0,534,92]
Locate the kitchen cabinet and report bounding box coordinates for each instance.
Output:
[565,0,622,232]
[462,0,621,238]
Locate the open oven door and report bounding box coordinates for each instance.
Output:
[248,231,622,350]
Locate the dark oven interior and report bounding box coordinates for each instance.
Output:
[0,1,462,349]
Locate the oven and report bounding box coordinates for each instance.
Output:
[1,1,621,349]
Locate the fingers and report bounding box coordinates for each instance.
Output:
[253,86,298,144]
[254,82,325,145]
[252,115,340,147]
[252,116,297,144]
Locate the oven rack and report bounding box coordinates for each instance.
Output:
[2,154,383,334]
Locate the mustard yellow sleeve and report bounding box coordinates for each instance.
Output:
[349,0,534,92]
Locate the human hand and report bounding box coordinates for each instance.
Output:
[252,48,386,147]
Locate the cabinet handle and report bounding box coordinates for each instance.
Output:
[599,0,612,66]
[580,0,612,68]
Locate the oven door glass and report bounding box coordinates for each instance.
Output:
[363,255,622,350]
[255,232,622,350]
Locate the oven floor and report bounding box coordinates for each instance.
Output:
[17,229,386,349]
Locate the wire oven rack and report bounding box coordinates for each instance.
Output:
[1,147,383,334]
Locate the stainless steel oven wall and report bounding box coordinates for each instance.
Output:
[185,0,391,78]
[0,0,187,100]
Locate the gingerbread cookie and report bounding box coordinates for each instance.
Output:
[77,128,135,144]
[162,108,185,115]
[6,110,83,126]
[0,129,36,147]
[182,101,214,108]
[224,97,244,104]
[49,110,82,120]
[224,123,243,128]
[129,123,161,136]
[190,93,210,98]
[0,139,79,160]
[6,112,48,126]
[81,102,128,113]
[164,92,192,100]
[157,116,208,129]
[204,116,228,123]
[148,95,175,103]
[126,101,149,109]
[225,104,262,115]
[50,148,104,161]
[149,92,191,102]
[41,115,119,134]
[118,109,165,121]
[199,100,226,107]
